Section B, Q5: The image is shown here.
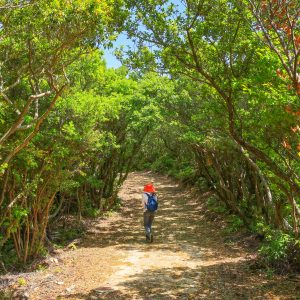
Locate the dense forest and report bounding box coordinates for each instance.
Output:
[0,0,299,275]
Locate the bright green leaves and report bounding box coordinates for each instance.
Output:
[0,163,8,175]
[0,1,130,264]
[11,207,29,225]
[124,0,300,243]
[62,121,77,138]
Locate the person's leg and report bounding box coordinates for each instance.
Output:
[144,211,151,240]
[148,212,155,242]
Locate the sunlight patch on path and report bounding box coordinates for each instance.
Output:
[106,246,203,294]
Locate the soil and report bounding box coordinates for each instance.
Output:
[1,171,299,299]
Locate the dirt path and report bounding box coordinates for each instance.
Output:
[1,171,299,299]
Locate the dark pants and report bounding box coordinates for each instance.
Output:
[144,211,155,237]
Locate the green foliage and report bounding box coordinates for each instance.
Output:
[125,0,300,269]
[57,228,85,246]
[11,207,29,224]
[82,202,100,218]
[150,155,177,173]
[195,177,210,192]
[85,207,101,218]
[259,230,293,264]
[0,239,19,268]
[0,42,170,266]
[174,166,195,182]
[0,0,130,266]
[109,197,123,212]
[225,215,244,234]
[0,163,8,175]
[207,196,227,214]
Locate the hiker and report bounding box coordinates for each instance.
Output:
[142,183,158,243]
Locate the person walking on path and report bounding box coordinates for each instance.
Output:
[142,183,158,243]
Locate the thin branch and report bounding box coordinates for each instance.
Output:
[1,77,21,93]
[2,85,66,165]
[248,0,293,79]
[186,0,203,31]
[0,92,21,115]
[7,192,24,209]
[0,2,33,10]
[0,90,52,146]
[0,168,9,207]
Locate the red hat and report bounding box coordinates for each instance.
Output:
[143,183,156,193]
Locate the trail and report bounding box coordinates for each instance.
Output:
[2,172,298,299]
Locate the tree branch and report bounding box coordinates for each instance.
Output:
[1,86,66,165]
[0,91,52,146]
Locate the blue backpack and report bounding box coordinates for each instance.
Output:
[146,193,158,212]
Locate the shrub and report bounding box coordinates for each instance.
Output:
[259,229,300,272]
